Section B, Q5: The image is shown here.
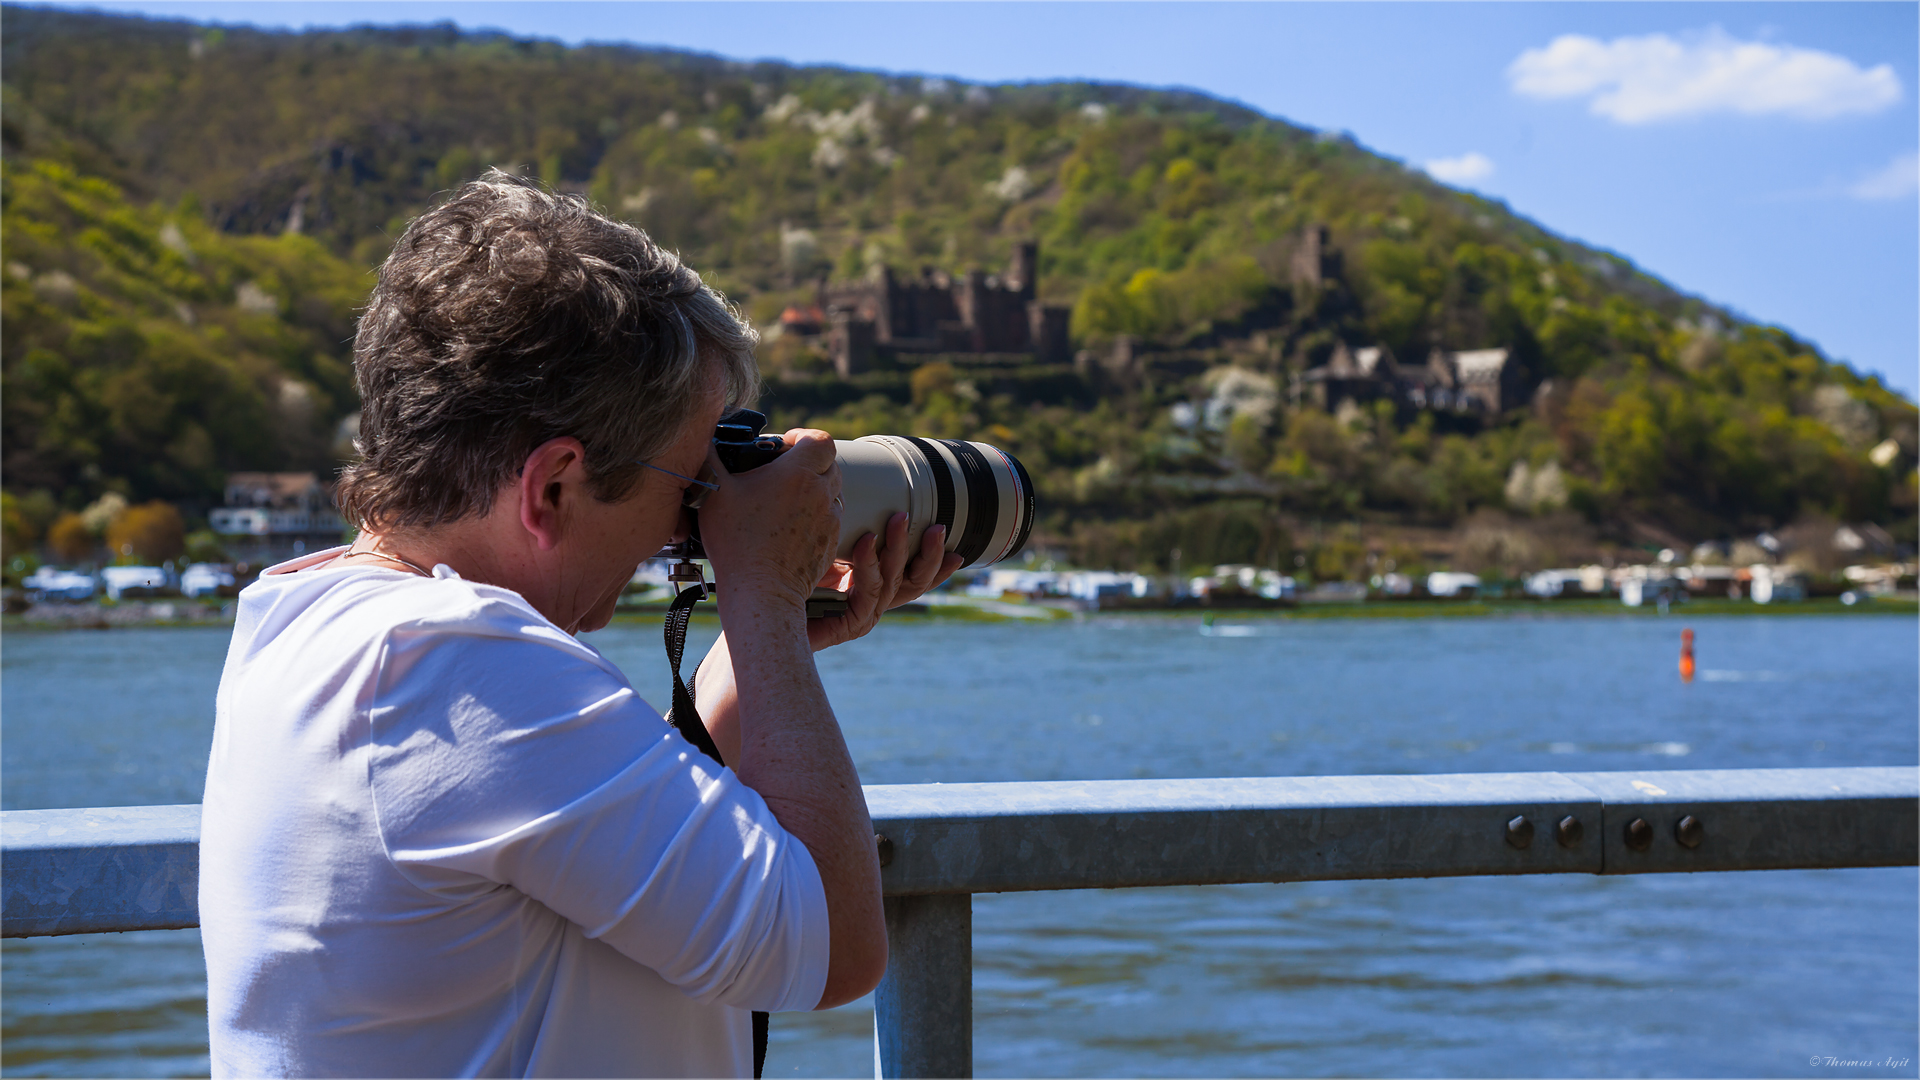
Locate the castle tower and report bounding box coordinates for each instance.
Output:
[960,270,990,352]
[870,262,897,343]
[1006,241,1038,301]
[1290,225,1340,290]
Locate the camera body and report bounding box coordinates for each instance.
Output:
[657,408,1035,593]
[711,409,789,475]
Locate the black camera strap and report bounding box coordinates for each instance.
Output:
[662,582,770,1079]
[663,584,723,765]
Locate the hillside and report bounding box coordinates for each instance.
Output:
[1,158,365,502]
[3,6,1914,575]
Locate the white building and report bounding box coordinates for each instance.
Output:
[1060,570,1153,602]
[1619,577,1683,607]
[210,472,348,559]
[1748,565,1805,604]
[1371,572,1414,596]
[101,565,172,601]
[1842,562,1914,596]
[22,567,96,601]
[1426,571,1481,597]
[1452,349,1516,413]
[969,568,1060,598]
[1523,566,1608,598]
[1190,565,1294,600]
[180,563,236,598]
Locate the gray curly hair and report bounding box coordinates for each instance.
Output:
[336,170,758,530]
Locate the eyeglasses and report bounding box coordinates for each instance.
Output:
[635,459,719,509]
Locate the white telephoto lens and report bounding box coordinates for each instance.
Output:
[833,436,1035,568]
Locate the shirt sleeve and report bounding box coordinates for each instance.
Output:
[363,599,831,1015]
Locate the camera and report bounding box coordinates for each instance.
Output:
[656,409,1037,611]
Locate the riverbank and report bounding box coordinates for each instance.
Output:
[603,592,1918,625]
[6,592,1913,631]
[2,599,235,630]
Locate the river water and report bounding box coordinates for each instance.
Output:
[3,611,1916,1077]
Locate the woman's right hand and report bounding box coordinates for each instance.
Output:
[693,428,842,618]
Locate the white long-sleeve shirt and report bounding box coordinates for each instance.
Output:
[200,550,829,1078]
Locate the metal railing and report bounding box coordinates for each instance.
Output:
[5,767,1916,1077]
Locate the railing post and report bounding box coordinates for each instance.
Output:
[873,893,971,1079]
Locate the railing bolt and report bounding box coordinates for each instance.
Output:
[1624,817,1653,851]
[1556,815,1584,847]
[1505,815,1534,849]
[875,832,895,868]
[1675,815,1704,849]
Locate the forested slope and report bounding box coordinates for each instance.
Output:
[3,6,1913,573]
[2,159,365,503]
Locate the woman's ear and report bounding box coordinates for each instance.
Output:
[516,438,589,551]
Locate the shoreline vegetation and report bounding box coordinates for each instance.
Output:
[6,592,1913,631]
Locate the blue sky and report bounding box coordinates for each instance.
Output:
[42,1,1920,398]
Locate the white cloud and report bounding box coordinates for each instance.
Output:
[1424,152,1495,185]
[1850,151,1919,201]
[1509,29,1902,123]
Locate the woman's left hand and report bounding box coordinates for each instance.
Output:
[806,513,964,652]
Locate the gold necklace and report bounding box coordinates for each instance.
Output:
[339,547,434,578]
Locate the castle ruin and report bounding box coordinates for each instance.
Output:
[810,242,1073,375]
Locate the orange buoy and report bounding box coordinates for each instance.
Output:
[1679,627,1696,683]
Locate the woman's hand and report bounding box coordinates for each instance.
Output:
[807,512,964,652]
[697,428,841,618]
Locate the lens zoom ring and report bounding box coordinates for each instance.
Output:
[903,437,956,542]
[941,440,1000,567]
